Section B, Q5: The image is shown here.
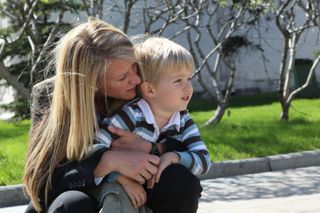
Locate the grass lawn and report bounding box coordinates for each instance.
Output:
[0,96,319,185]
[190,97,320,161]
[0,120,30,186]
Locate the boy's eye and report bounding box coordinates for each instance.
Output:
[174,79,182,83]
[188,77,192,81]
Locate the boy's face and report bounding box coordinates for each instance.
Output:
[148,68,193,113]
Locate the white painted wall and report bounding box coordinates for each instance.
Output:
[0,80,15,120]
[57,1,320,95]
[1,1,319,114]
[233,12,320,94]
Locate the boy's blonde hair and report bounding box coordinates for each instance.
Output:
[135,37,194,84]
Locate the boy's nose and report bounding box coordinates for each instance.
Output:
[184,81,193,91]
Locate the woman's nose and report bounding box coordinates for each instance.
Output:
[130,71,141,85]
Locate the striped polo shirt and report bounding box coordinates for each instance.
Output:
[95,98,211,176]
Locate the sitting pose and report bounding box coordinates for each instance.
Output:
[24,19,204,213]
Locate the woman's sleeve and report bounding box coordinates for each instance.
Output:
[49,146,108,201]
[30,77,55,128]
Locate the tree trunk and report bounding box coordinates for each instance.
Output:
[280,100,290,121]
[0,60,30,100]
[204,103,226,126]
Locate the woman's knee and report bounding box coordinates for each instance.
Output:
[48,191,97,213]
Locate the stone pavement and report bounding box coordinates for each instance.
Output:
[1,166,320,213]
[198,166,320,213]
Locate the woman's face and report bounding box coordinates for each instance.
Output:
[97,59,141,100]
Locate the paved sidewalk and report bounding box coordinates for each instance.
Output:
[1,166,320,213]
[198,166,320,213]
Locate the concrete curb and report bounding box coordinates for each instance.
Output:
[0,184,28,208]
[1,150,320,208]
[199,150,320,180]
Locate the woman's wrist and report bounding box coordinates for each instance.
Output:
[138,138,153,153]
[94,150,115,178]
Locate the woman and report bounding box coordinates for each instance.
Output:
[24,19,202,213]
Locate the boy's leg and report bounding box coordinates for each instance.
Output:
[146,164,202,213]
[90,182,152,213]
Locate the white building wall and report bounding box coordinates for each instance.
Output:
[1,1,319,107]
[234,13,320,94]
[61,1,320,94]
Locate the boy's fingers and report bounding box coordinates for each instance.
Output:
[151,176,156,188]
[156,166,164,183]
[156,161,170,182]
[130,196,137,208]
[148,175,156,189]
[135,195,142,207]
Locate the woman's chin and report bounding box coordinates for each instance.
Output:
[126,92,136,100]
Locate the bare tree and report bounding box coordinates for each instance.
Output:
[275,0,320,120]
[0,0,84,117]
[82,0,105,19]
[186,1,249,125]
[0,0,67,98]
[146,0,269,125]
[107,0,272,125]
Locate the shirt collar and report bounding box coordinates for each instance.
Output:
[137,99,180,131]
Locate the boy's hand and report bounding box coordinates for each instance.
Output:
[147,175,157,189]
[155,152,179,184]
[117,175,147,208]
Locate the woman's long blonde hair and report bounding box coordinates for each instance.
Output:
[24,19,135,212]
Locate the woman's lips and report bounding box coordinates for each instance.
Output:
[127,88,136,92]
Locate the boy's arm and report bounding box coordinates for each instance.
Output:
[116,175,147,208]
[174,113,211,175]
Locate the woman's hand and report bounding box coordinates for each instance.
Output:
[94,150,160,184]
[108,126,151,152]
[117,175,147,208]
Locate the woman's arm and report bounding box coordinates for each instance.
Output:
[94,149,159,184]
[30,79,159,200]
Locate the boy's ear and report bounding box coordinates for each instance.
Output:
[140,82,156,98]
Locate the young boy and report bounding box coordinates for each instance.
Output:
[94,37,211,209]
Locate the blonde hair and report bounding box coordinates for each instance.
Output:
[135,36,194,84]
[24,19,135,211]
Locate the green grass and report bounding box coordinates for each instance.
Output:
[0,97,319,185]
[0,120,30,186]
[191,98,320,161]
